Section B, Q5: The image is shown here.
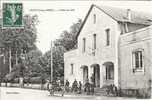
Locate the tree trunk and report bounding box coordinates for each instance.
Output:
[19,77,24,88]
[16,50,18,65]
[9,48,12,73]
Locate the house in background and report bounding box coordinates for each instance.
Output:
[64,4,152,97]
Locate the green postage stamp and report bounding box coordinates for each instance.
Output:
[2,3,23,27]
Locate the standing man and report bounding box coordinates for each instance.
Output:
[65,80,70,92]
[78,81,82,94]
[84,79,90,95]
[73,79,78,93]
[90,75,95,95]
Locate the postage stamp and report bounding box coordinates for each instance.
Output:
[2,3,23,27]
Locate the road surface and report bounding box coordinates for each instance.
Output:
[0,87,145,100]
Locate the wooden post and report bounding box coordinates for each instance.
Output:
[9,47,12,73]
[19,49,24,88]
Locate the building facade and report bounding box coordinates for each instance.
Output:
[64,4,152,96]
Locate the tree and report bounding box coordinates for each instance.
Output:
[0,15,38,83]
[25,49,42,78]
[0,15,38,52]
[54,19,82,51]
[52,45,66,81]
[43,19,82,82]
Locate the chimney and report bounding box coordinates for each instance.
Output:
[127,9,131,21]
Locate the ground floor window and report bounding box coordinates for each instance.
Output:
[132,49,144,72]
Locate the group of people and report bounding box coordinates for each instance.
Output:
[106,84,118,96]
[65,79,82,94]
[47,78,96,95]
[84,79,94,95]
[47,78,121,96]
[65,79,94,95]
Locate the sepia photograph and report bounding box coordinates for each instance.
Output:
[0,1,152,100]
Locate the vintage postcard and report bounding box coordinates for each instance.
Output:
[0,1,152,100]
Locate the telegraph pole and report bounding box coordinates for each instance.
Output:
[50,40,53,82]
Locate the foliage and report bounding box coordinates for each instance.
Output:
[0,15,39,81]
[52,45,66,80]
[1,17,82,84]
[0,15,38,51]
[25,49,42,78]
[54,19,82,51]
[43,19,82,81]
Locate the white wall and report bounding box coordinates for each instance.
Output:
[119,26,152,89]
[73,6,120,87]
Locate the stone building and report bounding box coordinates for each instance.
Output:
[64,4,152,97]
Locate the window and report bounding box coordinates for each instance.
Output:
[71,64,74,74]
[93,34,96,50]
[82,38,86,53]
[92,34,97,56]
[120,23,129,34]
[124,23,128,33]
[93,14,96,24]
[105,29,110,46]
[132,49,144,72]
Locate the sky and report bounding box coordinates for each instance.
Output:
[1,1,152,54]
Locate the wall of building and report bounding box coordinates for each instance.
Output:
[119,26,152,89]
[64,49,80,86]
[65,6,121,87]
[64,6,152,89]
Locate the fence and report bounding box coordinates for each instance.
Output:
[0,83,48,90]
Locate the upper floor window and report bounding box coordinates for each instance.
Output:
[92,34,96,56]
[93,14,96,24]
[105,29,110,46]
[93,34,96,50]
[132,49,144,72]
[71,63,74,74]
[124,23,129,33]
[82,38,86,53]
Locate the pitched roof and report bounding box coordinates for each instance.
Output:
[95,5,152,25]
[76,4,152,39]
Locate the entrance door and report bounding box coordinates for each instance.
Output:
[83,66,88,84]
[106,65,114,80]
[103,62,114,85]
[92,64,100,87]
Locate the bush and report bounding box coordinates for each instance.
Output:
[29,77,45,84]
